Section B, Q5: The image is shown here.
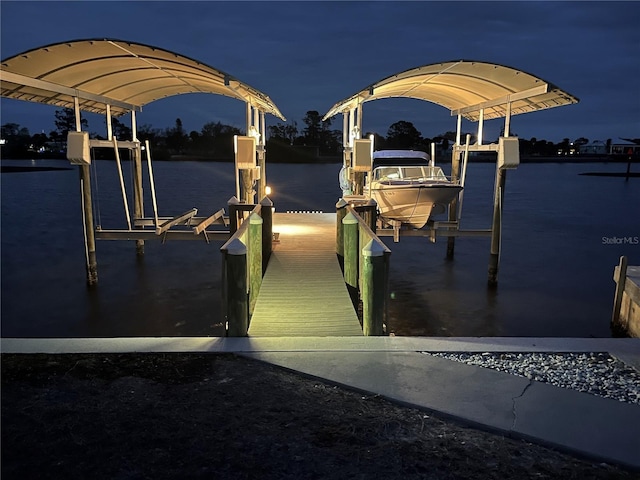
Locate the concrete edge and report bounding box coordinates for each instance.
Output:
[2,336,639,358]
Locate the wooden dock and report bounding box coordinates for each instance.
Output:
[248,212,363,336]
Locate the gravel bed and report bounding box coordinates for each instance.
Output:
[424,352,640,405]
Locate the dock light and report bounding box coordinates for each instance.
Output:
[265,185,272,196]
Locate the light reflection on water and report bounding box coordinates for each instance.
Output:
[1,158,638,338]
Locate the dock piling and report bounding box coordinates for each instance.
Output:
[224,238,249,336]
[342,211,359,289]
[362,240,386,335]
[336,198,348,259]
[248,212,263,316]
[260,196,273,273]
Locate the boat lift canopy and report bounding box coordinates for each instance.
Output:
[0,38,286,120]
[323,59,578,123]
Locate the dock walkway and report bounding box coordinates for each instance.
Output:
[248,213,362,336]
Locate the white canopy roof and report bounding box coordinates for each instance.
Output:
[323,60,578,122]
[0,38,286,120]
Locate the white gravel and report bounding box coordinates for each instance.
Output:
[424,352,640,405]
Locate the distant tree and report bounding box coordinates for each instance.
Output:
[366,132,387,151]
[165,118,187,154]
[574,137,589,146]
[54,108,88,137]
[1,123,31,157]
[301,111,323,145]
[30,132,49,152]
[268,121,298,145]
[111,117,132,140]
[386,121,422,149]
[138,124,162,143]
[558,138,571,156]
[197,121,241,159]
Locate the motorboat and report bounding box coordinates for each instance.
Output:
[365,150,462,229]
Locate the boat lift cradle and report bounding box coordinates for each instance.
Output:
[322,60,579,284]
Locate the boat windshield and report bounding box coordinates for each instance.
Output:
[373,166,448,182]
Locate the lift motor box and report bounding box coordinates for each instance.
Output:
[66,131,91,166]
[234,135,256,169]
[352,138,373,172]
[498,136,520,169]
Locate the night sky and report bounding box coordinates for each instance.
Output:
[1,1,638,144]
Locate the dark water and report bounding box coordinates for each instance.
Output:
[1,158,638,338]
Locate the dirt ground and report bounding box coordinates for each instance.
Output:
[1,353,635,479]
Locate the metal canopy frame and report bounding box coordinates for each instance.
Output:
[323,59,578,123]
[1,38,285,119]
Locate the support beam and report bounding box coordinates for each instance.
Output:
[80,166,98,285]
[73,95,98,285]
[132,139,144,255]
[192,209,225,235]
[113,137,132,230]
[155,208,198,235]
[106,104,113,140]
[488,168,507,286]
[447,146,462,259]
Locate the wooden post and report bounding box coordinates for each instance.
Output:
[228,196,240,235]
[353,171,365,195]
[132,144,145,256]
[362,240,386,336]
[240,169,254,204]
[336,198,348,258]
[612,255,628,331]
[447,150,461,259]
[248,212,263,316]
[80,165,98,285]
[488,168,507,286]
[355,198,377,233]
[260,196,273,274]
[342,211,359,289]
[224,238,248,336]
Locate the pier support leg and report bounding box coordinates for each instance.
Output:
[355,199,377,233]
[362,240,386,336]
[488,168,507,287]
[447,151,462,259]
[132,145,144,256]
[353,171,365,195]
[80,165,98,285]
[240,170,254,204]
[228,197,240,235]
[224,239,248,337]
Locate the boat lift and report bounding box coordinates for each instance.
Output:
[1,39,286,285]
[323,60,579,285]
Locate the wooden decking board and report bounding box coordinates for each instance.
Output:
[248,213,363,337]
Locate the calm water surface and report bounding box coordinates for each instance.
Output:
[1,158,638,338]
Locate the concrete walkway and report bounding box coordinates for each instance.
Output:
[2,336,639,470]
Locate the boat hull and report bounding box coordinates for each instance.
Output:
[370,183,462,228]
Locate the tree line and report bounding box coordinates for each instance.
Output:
[0,107,614,162]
